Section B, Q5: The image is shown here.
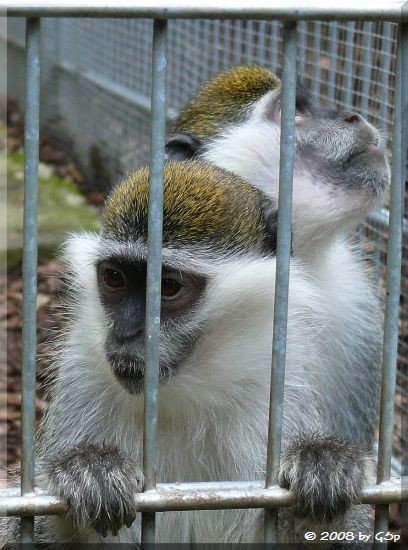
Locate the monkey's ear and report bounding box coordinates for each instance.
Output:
[295,81,314,114]
[273,81,315,127]
[165,133,202,161]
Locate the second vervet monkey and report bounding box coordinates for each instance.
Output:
[166,66,390,451]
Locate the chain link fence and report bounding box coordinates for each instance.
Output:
[2,17,406,470]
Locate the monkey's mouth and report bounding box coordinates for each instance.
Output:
[107,353,174,395]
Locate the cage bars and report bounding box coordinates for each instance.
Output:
[20,16,40,544]
[374,21,407,544]
[263,19,297,543]
[343,22,355,110]
[360,22,373,118]
[3,3,406,545]
[142,18,168,543]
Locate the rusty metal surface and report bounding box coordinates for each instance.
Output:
[0,478,404,516]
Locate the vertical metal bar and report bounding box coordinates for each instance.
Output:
[21,16,40,544]
[141,18,167,544]
[264,20,297,544]
[374,22,405,546]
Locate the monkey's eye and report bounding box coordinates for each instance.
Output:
[161,278,182,299]
[103,268,126,289]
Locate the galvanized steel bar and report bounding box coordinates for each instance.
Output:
[0,478,404,516]
[2,1,407,21]
[374,22,405,543]
[298,21,306,77]
[264,20,297,543]
[142,18,168,544]
[20,16,40,544]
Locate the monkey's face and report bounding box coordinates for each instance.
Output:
[167,66,390,248]
[96,257,207,394]
[168,81,387,184]
[91,161,278,395]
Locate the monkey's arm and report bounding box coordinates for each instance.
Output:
[42,444,144,537]
[279,433,370,523]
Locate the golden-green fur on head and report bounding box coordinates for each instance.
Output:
[171,66,281,141]
[103,161,276,255]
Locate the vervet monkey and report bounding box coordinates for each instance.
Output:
[5,161,378,545]
[166,66,390,451]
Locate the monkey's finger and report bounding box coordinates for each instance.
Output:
[93,519,108,538]
[124,511,136,529]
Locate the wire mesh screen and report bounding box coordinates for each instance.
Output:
[3,18,405,468]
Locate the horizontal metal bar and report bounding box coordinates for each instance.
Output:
[141,18,168,544]
[2,1,407,21]
[0,478,404,516]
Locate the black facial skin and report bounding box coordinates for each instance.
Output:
[97,257,206,395]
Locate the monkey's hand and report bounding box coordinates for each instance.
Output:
[279,434,367,523]
[44,444,144,537]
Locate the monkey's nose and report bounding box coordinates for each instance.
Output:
[343,113,360,124]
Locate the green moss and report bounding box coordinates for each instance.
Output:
[2,148,101,268]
